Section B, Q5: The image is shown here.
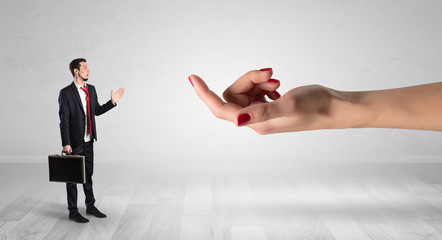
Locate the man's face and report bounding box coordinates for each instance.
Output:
[76,62,90,81]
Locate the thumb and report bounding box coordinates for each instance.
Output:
[236,99,290,126]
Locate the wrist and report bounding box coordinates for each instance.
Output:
[328,89,374,129]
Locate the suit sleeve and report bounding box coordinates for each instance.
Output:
[92,87,116,116]
[58,90,70,146]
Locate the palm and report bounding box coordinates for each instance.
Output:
[248,85,334,134]
[111,88,125,104]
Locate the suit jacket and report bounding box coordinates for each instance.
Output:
[59,82,116,147]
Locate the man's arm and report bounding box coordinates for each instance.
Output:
[90,86,123,116]
[58,90,72,153]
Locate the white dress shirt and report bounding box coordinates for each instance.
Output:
[73,81,92,142]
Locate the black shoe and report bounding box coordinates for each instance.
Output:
[69,212,89,223]
[86,206,107,218]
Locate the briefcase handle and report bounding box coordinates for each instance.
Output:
[61,151,71,156]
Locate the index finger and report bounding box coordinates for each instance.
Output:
[189,75,242,124]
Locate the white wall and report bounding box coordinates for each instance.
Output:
[1,0,441,163]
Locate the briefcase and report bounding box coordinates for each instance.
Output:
[48,153,86,184]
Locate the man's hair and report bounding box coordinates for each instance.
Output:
[69,58,86,77]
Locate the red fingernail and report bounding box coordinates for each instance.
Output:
[237,113,251,126]
[188,76,194,87]
[273,91,281,98]
[259,68,272,71]
[268,79,279,84]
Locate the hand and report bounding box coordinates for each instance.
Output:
[189,68,349,134]
[190,69,442,133]
[111,88,125,104]
[62,145,72,154]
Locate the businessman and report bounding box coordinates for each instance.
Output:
[58,58,124,223]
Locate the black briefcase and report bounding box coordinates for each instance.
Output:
[48,153,86,184]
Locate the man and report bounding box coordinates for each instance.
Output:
[58,58,124,223]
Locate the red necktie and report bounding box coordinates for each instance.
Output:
[80,87,93,137]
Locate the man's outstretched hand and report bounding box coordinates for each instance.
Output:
[111,88,125,104]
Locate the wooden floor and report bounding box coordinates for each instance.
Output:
[2,160,442,240]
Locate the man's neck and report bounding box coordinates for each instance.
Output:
[74,76,86,87]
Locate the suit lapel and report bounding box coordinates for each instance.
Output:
[71,82,86,116]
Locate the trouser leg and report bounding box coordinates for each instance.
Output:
[66,183,78,213]
[83,141,95,209]
[66,144,84,213]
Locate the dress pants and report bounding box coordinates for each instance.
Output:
[67,140,95,213]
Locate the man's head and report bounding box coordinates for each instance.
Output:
[69,58,89,81]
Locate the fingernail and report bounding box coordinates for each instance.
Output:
[273,91,281,98]
[237,113,251,126]
[259,68,272,71]
[268,79,279,84]
[188,76,194,87]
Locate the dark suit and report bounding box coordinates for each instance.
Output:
[58,82,115,213]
